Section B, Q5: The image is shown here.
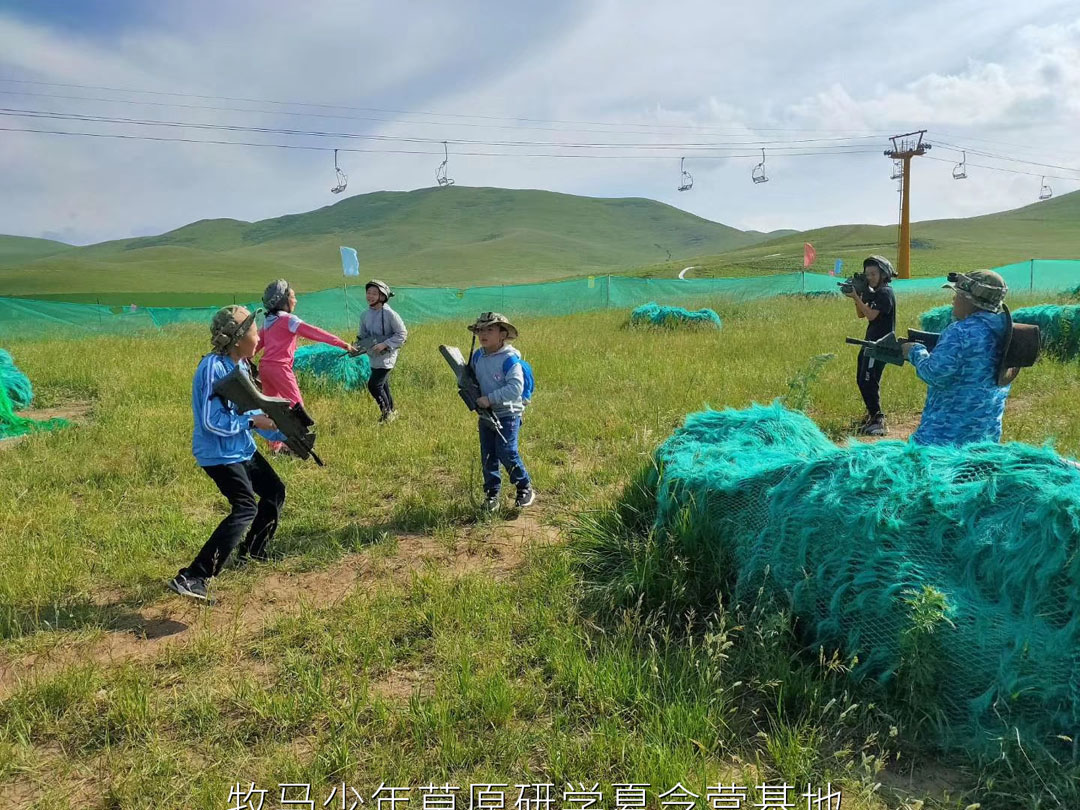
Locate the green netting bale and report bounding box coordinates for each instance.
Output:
[652,402,1080,755]
[1011,304,1080,359]
[0,349,33,410]
[292,345,371,391]
[630,302,722,329]
[919,305,954,332]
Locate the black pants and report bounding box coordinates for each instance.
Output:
[856,348,885,417]
[367,367,395,414]
[182,452,286,579]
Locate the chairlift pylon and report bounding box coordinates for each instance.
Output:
[752,148,768,184]
[677,157,693,192]
[330,149,348,194]
[436,141,455,187]
[1039,176,1053,201]
[952,151,967,180]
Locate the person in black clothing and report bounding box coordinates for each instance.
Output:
[845,255,896,436]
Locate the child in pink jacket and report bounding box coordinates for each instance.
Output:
[256,279,352,452]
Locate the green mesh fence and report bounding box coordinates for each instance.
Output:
[2,259,1078,337]
[1,349,33,409]
[629,302,722,329]
[648,402,1080,756]
[921,303,1080,359]
[0,382,69,440]
[292,345,371,391]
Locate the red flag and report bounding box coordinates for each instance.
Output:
[803,242,817,268]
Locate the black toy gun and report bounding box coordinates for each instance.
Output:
[212,365,324,465]
[438,344,506,441]
[838,272,871,297]
[845,329,939,366]
[350,335,380,357]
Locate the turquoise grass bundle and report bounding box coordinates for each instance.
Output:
[292,345,371,391]
[0,349,33,410]
[629,302,722,329]
[648,402,1080,755]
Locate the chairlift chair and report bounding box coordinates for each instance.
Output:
[677,157,693,192]
[1039,176,1053,201]
[436,141,455,187]
[752,148,768,184]
[952,152,967,180]
[330,149,348,194]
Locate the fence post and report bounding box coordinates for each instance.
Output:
[605,275,611,309]
[800,271,805,294]
[1030,259,1034,293]
[96,297,102,329]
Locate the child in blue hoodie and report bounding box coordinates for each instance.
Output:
[469,312,535,511]
[168,306,288,601]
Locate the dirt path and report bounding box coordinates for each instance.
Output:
[0,513,560,699]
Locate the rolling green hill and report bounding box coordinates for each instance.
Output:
[632,190,1080,279]
[0,234,73,269]
[0,186,771,303]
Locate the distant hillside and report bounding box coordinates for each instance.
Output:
[0,235,73,269]
[635,190,1080,279]
[0,186,772,301]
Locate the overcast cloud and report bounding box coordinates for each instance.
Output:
[1,0,1077,245]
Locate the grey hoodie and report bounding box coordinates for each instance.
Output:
[472,344,525,417]
[358,305,407,369]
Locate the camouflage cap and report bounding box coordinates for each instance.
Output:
[209,305,257,353]
[467,311,518,340]
[944,270,1008,313]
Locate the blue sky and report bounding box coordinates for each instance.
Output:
[1,0,1078,244]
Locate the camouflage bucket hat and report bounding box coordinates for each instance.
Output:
[863,255,896,279]
[467,311,518,340]
[262,279,291,311]
[210,305,258,353]
[365,279,394,301]
[944,269,1008,312]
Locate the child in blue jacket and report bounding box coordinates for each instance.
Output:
[168,306,288,601]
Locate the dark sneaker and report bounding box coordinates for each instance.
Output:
[167,573,208,601]
[378,410,399,424]
[514,487,536,508]
[483,494,501,512]
[860,415,887,437]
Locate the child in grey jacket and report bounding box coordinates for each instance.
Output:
[468,311,535,510]
[356,279,407,422]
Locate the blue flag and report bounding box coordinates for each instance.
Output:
[832,259,843,277]
[340,246,360,277]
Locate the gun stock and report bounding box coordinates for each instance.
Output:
[212,366,324,465]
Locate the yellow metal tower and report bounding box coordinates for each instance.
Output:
[884,130,931,279]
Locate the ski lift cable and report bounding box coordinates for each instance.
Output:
[0,105,890,151]
[0,77,897,136]
[932,141,1080,175]
[0,88,898,143]
[921,154,1079,182]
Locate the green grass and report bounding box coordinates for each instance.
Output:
[1,294,1078,807]
[4,187,1077,305]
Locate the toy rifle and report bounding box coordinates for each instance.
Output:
[212,365,324,465]
[438,340,506,441]
[838,272,871,297]
[844,329,939,366]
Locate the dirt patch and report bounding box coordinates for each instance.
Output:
[370,667,433,701]
[0,511,561,699]
[0,400,92,450]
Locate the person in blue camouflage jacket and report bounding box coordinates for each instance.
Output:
[901,270,1011,446]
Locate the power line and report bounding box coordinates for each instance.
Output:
[0,125,884,160]
[0,106,887,152]
[0,88,893,143]
[0,77,891,136]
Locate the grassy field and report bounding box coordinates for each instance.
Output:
[0,187,776,301]
[2,188,1077,306]
[1,292,1077,809]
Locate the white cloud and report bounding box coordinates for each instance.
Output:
[0,1,1077,245]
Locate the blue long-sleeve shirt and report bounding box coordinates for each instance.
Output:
[471,344,525,417]
[908,310,1011,446]
[191,354,285,466]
